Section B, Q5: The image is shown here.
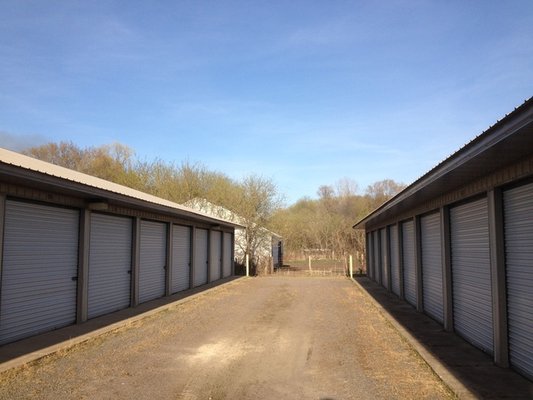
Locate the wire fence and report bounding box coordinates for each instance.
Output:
[273,258,349,277]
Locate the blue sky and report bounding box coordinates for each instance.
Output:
[1,1,532,205]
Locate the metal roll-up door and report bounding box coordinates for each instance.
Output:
[139,220,167,304]
[420,212,443,323]
[222,232,232,278]
[450,198,493,355]
[389,224,401,296]
[88,213,132,319]
[504,183,533,379]
[0,200,79,345]
[172,225,191,293]
[194,228,208,287]
[380,228,389,289]
[373,231,381,284]
[210,231,222,282]
[402,220,417,307]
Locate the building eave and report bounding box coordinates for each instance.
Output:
[354,97,533,230]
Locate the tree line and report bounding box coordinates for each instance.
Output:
[23,141,404,270]
[270,179,405,264]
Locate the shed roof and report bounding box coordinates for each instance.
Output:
[354,97,533,230]
[0,147,240,228]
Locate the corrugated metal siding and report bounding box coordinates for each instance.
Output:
[139,220,167,304]
[366,233,372,280]
[504,183,533,380]
[0,200,79,345]
[88,213,132,319]
[402,220,417,307]
[389,224,401,296]
[194,228,208,287]
[420,212,444,323]
[380,228,389,289]
[373,231,381,284]
[223,232,232,278]
[210,231,222,282]
[450,198,493,355]
[172,225,190,293]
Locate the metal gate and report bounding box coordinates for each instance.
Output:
[172,225,191,293]
[194,228,208,287]
[380,228,389,289]
[0,200,79,345]
[504,183,533,379]
[389,224,401,296]
[222,232,232,278]
[210,231,222,282]
[402,220,417,307]
[139,220,167,304]
[450,198,493,355]
[88,213,132,319]
[420,212,443,323]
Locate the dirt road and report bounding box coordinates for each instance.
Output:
[0,277,453,399]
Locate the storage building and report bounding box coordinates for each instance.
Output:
[354,98,533,381]
[0,148,239,345]
[184,198,283,270]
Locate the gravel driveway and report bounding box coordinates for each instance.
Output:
[0,277,453,399]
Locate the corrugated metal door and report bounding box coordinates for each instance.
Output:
[172,225,190,293]
[504,183,533,379]
[272,239,279,266]
[380,228,389,289]
[420,212,444,323]
[402,220,417,307]
[450,198,493,355]
[88,213,132,319]
[373,230,381,284]
[194,228,208,287]
[389,224,401,296]
[0,200,79,345]
[210,231,222,282]
[222,232,232,278]
[139,220,167,304]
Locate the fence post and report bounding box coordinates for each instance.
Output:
[308,256,312,272]
[246,254,250,277]
[349,254,353,278]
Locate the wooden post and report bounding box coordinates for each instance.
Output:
[349,254,353,278]
[246,253,250,277]
[308,256,312,272]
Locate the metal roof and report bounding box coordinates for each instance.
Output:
[354,97,533,230]
[0,147,241,228]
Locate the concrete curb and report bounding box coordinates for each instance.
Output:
[349,277,476,400]
[0,276,249,374]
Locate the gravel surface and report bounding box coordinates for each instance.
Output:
[0,277,454,399]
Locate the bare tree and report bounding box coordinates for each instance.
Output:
[365,179,406,208]
[231,175,282,273]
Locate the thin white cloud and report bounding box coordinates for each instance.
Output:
[0,131,49,151]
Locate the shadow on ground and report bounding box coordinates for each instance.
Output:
[0,276,242,368]
[355,277,533,399]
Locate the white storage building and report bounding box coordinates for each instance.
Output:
[0,148,239,345]
[354,98,533,381]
